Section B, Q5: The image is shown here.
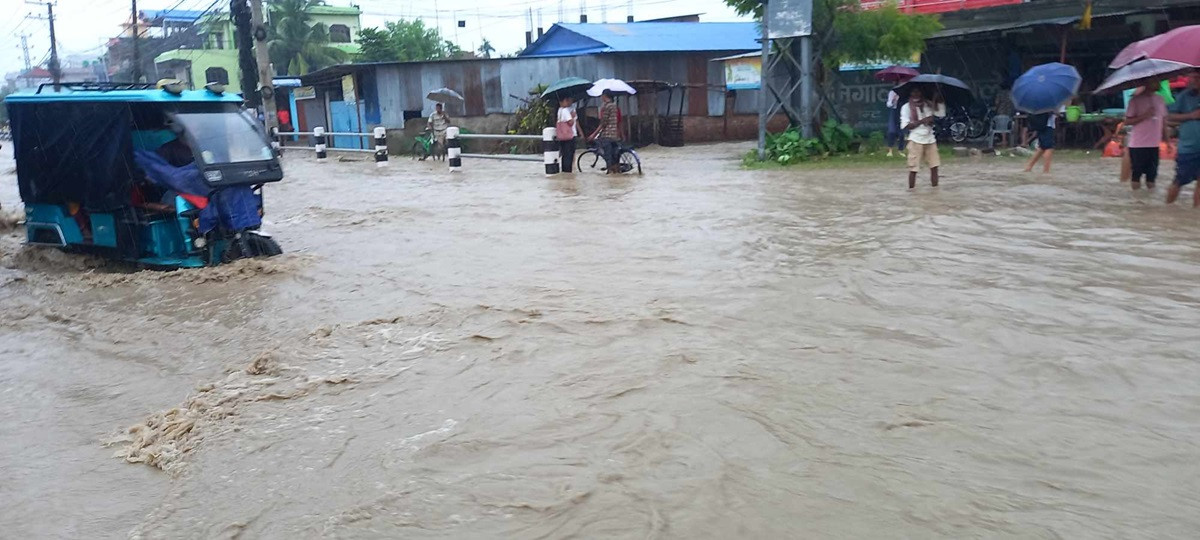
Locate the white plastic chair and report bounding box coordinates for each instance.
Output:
[989,114,1013,149]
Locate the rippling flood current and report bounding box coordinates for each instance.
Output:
[2,143,1199,538]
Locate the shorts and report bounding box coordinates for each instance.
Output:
[1175,152,1200,187]
[1129,146,1159,183]
[906,142,941,172]
[1037,128,1056,150]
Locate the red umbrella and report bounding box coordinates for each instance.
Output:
[1110,25,1200,69]
[874,65,920,83]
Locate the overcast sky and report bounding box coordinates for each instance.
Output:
[1,0,750,78]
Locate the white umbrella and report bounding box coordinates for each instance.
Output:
[426,88,464,103]
[587,78,637,97]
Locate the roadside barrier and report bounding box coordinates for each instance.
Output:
[278,126,388,167]
[446,127,559,176]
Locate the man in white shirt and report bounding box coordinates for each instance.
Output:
[900,87,945,189]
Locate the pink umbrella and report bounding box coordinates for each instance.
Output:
[1110,25,1200,69]
[874,65,920,83]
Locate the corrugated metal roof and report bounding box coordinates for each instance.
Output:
[520,22,760,57]
[140,9,206,23]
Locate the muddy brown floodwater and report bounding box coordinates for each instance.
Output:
[2,142,1200,539]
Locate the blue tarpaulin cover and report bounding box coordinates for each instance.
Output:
[134,150,261,233]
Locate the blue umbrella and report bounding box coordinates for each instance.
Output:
[1012,63,1081,114]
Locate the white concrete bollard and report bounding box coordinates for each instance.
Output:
[542,127,559,176]
[313,126,327,161]
[446,126,461,172]
[373,126,388,167]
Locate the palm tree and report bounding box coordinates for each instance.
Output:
[267,0,349,76]
[477,38,495,59]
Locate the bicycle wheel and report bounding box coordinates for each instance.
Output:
[577,149,602,172]
[618,149,642,175]
[950,122,969,143]
[966,118,987,139]
[411,141,428,160]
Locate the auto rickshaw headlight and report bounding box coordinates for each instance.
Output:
[193,237,207,248]
[205,82,226,95]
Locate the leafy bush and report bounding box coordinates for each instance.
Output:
[764,122,862,165]
[865,131,885,153]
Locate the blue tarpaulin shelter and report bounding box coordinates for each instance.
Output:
[519,23,760,58]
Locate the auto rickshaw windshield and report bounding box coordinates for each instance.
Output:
[173,111,275,165]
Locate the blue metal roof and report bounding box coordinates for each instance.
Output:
[5,89,243,104]
[520,22,760,57]
[140,9,207,23]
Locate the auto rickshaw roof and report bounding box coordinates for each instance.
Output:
[4,82,243,104]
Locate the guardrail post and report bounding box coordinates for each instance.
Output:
[447,127,461,172]
[314,126,327,161]
[373,126,388,167]
[542,127,559,176]
[270,126,282,156]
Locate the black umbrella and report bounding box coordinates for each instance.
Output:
[1096,59,1195,94]
[895,74,974,107]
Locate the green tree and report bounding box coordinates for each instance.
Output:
[355,19,459,62]
[724,0,940,67]
[267,0,350,75]
[477,38,495,59]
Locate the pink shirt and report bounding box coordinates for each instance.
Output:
[1126,93,1167,148]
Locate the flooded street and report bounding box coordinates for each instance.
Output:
[3,142,1200,538]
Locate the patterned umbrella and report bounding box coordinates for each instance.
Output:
[1110,25,1200,69]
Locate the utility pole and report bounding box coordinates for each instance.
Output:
[131,0,141,82]
[26,2,61,88]
[231,0,258,106]
[249,0,277,132]
[19,33,32,70]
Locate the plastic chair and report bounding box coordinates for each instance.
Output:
[989,114,1013,149]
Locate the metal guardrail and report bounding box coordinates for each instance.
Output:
[275,126,390,166]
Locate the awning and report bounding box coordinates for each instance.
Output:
[931,10,1142,40]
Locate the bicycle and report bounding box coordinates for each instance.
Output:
[411,129,444,161]
[576,139,642,175]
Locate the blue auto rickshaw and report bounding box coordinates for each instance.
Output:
[3,81,283,267]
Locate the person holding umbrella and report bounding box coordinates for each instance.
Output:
[1166,72,1200,206]
[1012,63,1081,174]
[900,86,944,189]
[588,90,622,174]
[876,66,919,157]
[427,103,452,158]
[1125,81,1169,190]
[556,95,580,173]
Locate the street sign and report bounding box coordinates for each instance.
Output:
[767,0,813,39]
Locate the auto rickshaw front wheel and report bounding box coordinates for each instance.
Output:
[222,232,282,262]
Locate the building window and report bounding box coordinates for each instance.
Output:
[212,32,224,50]
[205,67,229,85]
[329,24,351,43]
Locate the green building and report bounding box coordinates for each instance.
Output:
[155,5,361,95]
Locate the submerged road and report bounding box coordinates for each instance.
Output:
[2,144,1199,538]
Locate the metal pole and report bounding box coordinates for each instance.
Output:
[130,0,140,82]
[757,2,770,160]
[250,0,278,133]
[800,35,813,139]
